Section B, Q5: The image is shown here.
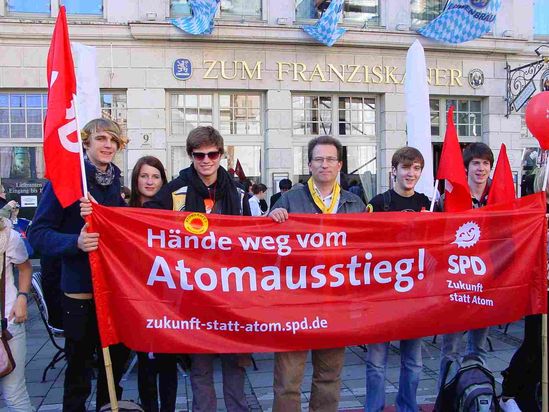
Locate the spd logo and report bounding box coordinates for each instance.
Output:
[452,221,481,248]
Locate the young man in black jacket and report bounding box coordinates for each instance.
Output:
[29,118,130,411]
[146,126,251,412]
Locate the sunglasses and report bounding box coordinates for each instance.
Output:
[191,151,221,161]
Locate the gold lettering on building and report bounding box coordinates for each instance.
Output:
[434,68,447,86]
[371,65,383,84]
[201,59,467,87]
[203,60,218,79]
[347,64,361,83]
[328,64,345,82]
[220,60,238,80]
[293,63,308,81]
[241,61,262,80]
[450,69,463,86]
[277,62,292,81]
[310,64,327,82]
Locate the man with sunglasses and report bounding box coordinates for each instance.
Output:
[146,126,251,411]
[269,135,365,412]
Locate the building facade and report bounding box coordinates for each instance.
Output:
[0,0,548,209]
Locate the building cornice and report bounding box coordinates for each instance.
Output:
[0,18,538,57]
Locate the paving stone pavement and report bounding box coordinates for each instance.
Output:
[0,296,524,411]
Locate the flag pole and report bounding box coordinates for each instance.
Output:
[73,93,88,197]
[102,347,119,412]
[541,150,548,412]
[429,179,439,212]
[542,150,549,192]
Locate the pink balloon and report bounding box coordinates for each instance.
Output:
[525,91,549,150]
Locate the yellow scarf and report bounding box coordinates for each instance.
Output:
[307,178,340,214]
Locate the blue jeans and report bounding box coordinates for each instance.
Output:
[439,327,489,388]
[365,339,422,412]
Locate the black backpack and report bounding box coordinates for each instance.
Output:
[435,355,499,412]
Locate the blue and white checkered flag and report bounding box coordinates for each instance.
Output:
[170,0,220,35]
[302,0,346,47]
[418,0,501,44]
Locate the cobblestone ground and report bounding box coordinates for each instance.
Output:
[0,294,523,411]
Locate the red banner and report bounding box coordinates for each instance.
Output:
[89,193,548,353]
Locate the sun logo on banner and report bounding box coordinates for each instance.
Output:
[184,212,209,235]
[452,221,481,248]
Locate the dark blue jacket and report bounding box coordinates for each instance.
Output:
[28,161,125,293]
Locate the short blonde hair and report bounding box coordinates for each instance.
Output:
[81,118,128,150]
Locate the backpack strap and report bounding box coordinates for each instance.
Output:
[382,190,391,212]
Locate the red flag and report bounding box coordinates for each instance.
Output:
[234,159,247,181]
[487,143,515,205]
[436,106,471,212]
[44,6,82,207]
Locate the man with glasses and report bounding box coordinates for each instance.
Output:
[146,126,251,411]
[269,135,365,412]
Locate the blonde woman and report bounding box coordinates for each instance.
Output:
[0,217,33,411]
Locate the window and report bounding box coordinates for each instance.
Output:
[293,94,377,138]
[170,0,262,20]
[220,94,260,135]
[171,94,214,136]
[0,93,47,140]
[429,97,482,140]
[534,0,549,36]
[6,0,50,14]
[338,97,376,136]
[291,93,377,195]
[6,0,103,16]
[430,98,440,136]
[295,0,380,26]
[63,0,103,15]
[292,95,332,136]
[169,92,263,180]
[170,92,261,136]
[410,0,445,28]
[0,91,127,179]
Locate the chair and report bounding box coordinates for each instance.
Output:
[31,271,66,382]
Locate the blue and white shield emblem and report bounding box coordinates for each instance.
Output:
[173,59,192,81]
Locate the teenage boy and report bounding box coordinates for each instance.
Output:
[439,142,494,382]
[365,147,430,412]
[269,178,292,210]
[146,126,251,412]
[28,118,130,411]
[269,135,365,412]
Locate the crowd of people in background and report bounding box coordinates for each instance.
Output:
[0,119,544,412]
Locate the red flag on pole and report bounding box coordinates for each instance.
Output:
[436,106,471,212]
[44,6,83,207]
[234,159,247,181]
[487,143,516,205]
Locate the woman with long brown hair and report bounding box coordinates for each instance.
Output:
[130,156,178,412]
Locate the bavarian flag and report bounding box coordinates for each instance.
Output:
[418,0,501,44]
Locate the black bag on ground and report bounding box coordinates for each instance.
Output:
[435,355,499,412]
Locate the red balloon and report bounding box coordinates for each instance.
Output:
[525,91,549,150]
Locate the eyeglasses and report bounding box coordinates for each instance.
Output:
[311,157,339,165]
[191,151,221,161]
